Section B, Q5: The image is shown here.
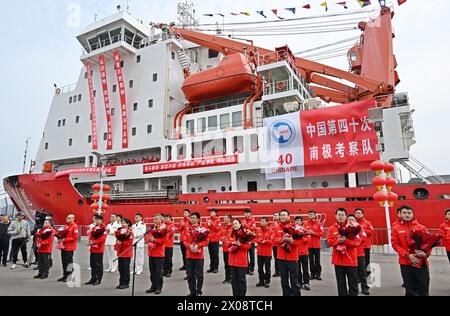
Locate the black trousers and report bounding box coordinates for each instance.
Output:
[357,256,369,291]
[309,248,322,278]
[231,266,247,296]
[279,260,301,296]
[61,251,74,278]
[298,255,310,285]
[90,253,104,282]
[334,265,358,296]
[11,238,28,264]
[37,253,51,277]
[247,244,255,272]
[118,257,131,286]
[180,243,187,267]
[257,255,271,283]
[272,247,279,273]
[447,251,449,264]
[400,265,430,296]
[149,257,164,290]
[0,239,10,265]
[208,242,220,270]
[164,247,174,274]
[364,248,371,271]
[223,252,231,281]
[187,259,204,294]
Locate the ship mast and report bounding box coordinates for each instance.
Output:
[177,1,199,29]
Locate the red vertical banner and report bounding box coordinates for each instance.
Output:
[113,50,129,149]
[86,63,98,150]
[98,55,113,150]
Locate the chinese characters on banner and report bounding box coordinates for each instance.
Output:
[98,55,113,150]
[143,155,239,174]
[86,63,98,150]
[55,167,117,178]
[113,50,129,149]
[264,99,380,179]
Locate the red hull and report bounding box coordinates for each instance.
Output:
[4,173,450,229]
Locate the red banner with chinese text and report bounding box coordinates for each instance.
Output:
[55,167,116,178]
[300,99,379,176]
[143,155,239,174]
[98,55,113,150]
[113,50,129,149]
[86,63,98,150]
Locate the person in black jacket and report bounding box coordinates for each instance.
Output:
[0,215,11,267]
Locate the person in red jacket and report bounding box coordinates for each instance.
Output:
[256,217,272,288]
[57,214,79,282]
[295,216,311,291]
[271,212,281,277]
[355,209,374,275]
[115,218,134,290]
[177,209,191,271]
[221,214,233,284]
[146,214,168,295]
[349,214,370,296]
[305,210,324,281]
[185,212,209,296]
[34,219,55,280]
[391,205,431,296]
[228,219,252,296]
[327,208,361,296]
[163,214,176,277]
[206,209,221,274]
[85,215,107,286]
[242,209,257,275]
[440,209,450,263]
[273,210,301,296]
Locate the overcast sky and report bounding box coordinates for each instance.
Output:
[1,0,449,189]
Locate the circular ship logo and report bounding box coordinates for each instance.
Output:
[270,120,296,147]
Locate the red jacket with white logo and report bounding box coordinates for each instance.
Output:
[89,224,107,254]
[357,218,374,249]
[177,217,191,242]
[327,223,361,267]
[146,224,168,258]
[115,229,134,258]
[206,216,222,243]
[391,219,431,267]
[184,225,210,260]
[36,227,55,254]
[221,223,233,253]
[297,234,311,257]
[243,217,257,233]
[62,222,79,252]
[356,225,366,258]
[305,220,324,249]
[256,227,273,257]
[439,220,450,251]
[165,222,176,248]
[273,222,301,261]
[228,234,252,268]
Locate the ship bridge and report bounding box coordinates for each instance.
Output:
[77,11,151,63]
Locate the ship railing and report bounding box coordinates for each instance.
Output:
[188,97,248,114]
[57,83,77,94]
[81,34,137,55]
[109,190,179,201]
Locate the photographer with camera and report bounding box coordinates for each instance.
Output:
[8,213,31,269]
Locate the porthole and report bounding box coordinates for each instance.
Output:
[413,188,429,200]
[191,188,196,193]
[322,181,329,188]
[311,182,319,189]
[221,186,226,192]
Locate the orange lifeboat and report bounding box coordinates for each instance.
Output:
[182,53,258,104]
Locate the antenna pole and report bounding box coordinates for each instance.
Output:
[22,137,31,174]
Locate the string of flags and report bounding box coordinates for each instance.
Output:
[202,0,408,18]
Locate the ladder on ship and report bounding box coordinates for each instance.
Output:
[176,49,190,72]
[397,155,446,184]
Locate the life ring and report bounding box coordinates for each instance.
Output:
[276,81,286,91]
[55,88,61,95]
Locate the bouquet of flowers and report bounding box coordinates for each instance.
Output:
[229,228,256,253]
[147,224,169,250]
[280,224,308,253]
[90,224,106,249]
[36,227,54,249]
[55,227,68,250]
[191,226,210,244]
[336,223,361,255]
[408,230,442,267]
[114,228,132,252]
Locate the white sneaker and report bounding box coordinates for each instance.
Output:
[110,269,117,273]
[136,271,142,275]
[10,264,17,269]
[105,269,111,273]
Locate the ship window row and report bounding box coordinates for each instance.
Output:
[69,94,83,104]
[57,116,80,127]
[185,111,243,135]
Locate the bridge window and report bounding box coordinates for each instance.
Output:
[220,113,230,129]
[208,116,218,131]
[208,49,219,59]
[232,111,243,127]
[197,118,206,133]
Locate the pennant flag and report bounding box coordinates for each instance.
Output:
[397,0,407,5]
[336,1,348,9]
[203,14,214,17]
[257,11,267,18]
[216,13,225,17]
[240,12,251,16]
[320,2,329,12]
[230,12,240,16]
[271,9,284,20]
[285,8,296,14]
[358,0,371,7]
[378,0,386,7]
[302,4,311,9]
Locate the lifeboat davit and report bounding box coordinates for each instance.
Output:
[182,53,258,104]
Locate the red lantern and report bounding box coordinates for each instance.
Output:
[384,162,395,175]
[373,191,388,207]
[102,194,110,202]
[385,178,396,191]
[370,160,385,175]
[92,183,101,191]
[90,203,99,210]
[103,185,111,192]
[387,192,398,206]
[101,203,109,210]
[91,193,100,201]
[371,176,387,190]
